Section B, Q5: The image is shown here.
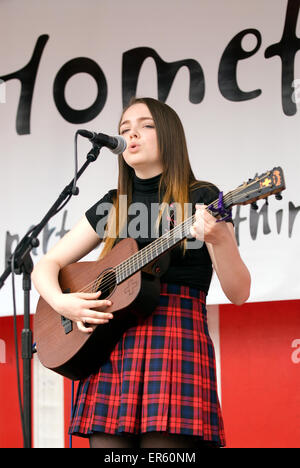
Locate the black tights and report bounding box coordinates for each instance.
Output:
[89,431,218,448]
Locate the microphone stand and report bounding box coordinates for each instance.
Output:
[0,143,102,448]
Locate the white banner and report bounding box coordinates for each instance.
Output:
[0,0,299,316]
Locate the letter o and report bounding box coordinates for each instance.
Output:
[53,57,107,123]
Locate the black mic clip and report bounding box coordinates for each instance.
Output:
[87,144,101,162]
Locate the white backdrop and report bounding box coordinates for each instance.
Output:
[0,0,299,316]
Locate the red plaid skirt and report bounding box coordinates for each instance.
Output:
[69,283,226,446]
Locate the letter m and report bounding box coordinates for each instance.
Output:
[122,47,205,107]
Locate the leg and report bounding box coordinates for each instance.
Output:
[89,432,138,449]
[139,431,219,448]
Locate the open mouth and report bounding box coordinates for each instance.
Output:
[129,143,140,151]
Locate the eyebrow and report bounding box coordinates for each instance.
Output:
[119,116,154,127]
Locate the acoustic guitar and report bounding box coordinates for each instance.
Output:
[34,167,285,380]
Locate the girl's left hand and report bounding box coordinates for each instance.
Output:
[189,204,230,245]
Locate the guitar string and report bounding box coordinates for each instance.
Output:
[76,186,260,295]
[77,175,278,295]
[77,199,208,295]
[76,190,235,295]
[78,177,265,294]
[76,181,271,295]
[77,215,196,295]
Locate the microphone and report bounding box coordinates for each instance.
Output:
[78,129,127,154]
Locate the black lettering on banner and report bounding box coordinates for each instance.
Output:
[122,47,205,108]
[0,34,49,135]
[4,232,19,268]
[53,57,107,123]
[4,212,71,268]
[42,223,55,254]
[232,206,247,246]
[276,209,284,234]
[249,201,271,240]
[0,0,299,135]
[218,29,262,102]
[55,210,70,239]
[265,0,300,116]
[288,201,300,238]
[3,201,299,269]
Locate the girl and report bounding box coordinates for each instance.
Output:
[32,97,251,448]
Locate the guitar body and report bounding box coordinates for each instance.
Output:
[34,238,167,380]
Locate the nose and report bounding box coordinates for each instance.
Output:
[128,126,139,138]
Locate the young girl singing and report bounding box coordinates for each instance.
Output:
[32,97,251,448]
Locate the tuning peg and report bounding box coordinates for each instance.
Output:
[275,192,283,201]
[251,202,259,210]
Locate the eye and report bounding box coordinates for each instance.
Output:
[120,128,130,134]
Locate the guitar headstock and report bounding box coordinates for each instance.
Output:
[228,166,286,207]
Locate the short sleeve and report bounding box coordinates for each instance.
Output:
[85,189,117,237]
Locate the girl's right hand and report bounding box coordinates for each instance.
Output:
[53,290,114,334]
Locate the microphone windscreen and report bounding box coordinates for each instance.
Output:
[111,135,127,154]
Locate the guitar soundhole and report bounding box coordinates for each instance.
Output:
[92,268,116,299]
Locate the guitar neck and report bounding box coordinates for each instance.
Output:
[113,165,286,285]
[115,195,226,284]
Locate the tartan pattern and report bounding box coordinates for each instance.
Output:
[69,283,226,446]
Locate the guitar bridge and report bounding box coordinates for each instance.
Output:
[61,315,73,334]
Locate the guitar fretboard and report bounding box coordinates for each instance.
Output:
[115,213,196,283]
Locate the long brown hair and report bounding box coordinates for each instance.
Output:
[99,97,204,259]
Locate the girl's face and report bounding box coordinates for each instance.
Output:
[119,103,163,179]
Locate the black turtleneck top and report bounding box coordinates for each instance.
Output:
[85,173,230,294]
